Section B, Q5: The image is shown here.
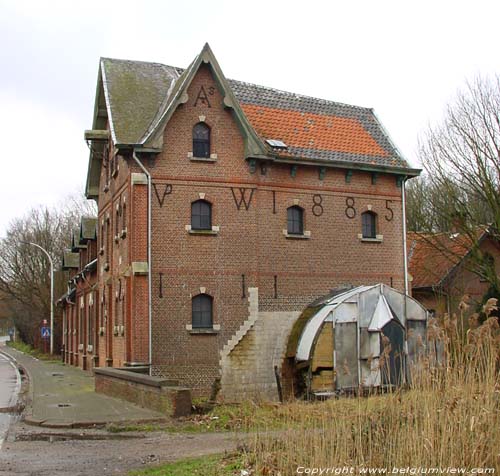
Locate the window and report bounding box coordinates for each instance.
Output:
[191,200,212,230]
[79,304,84,345]
[122,201,127,232]
[361,211,377,238]
[287,206,304,235]
[115,204,120,239]
[192,294,213,328]
[104,144,110,187]
[193,122,210,158]
[88,294,94,347]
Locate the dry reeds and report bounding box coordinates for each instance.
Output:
[246,300,500,473]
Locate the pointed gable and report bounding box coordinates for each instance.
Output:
[140,43,268,157]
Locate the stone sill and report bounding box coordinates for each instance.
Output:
[283,230,311,240]
[187,152,217,162]
[189,329,220,334]
[189,156,217,163]
[185,225,220,235]
[186,323,221,334]
[358,234,383,243]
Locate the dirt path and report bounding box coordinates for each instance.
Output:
[0,423,244,476]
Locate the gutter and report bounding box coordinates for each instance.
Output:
[132,150,153,375]
[268,156,421,177]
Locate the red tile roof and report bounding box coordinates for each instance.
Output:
[240,104,389,158]
[408,231,484,288]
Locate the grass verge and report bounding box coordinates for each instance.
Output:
[128,452,246,476]
[6,340,60,361]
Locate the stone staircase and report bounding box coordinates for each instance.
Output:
[220,288,259,363]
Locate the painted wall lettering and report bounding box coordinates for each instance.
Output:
[153,183,173,207]
[385,200,394,221]
[159,272,164,299]
[231,187,255,211]
[312,194,324,217]
[345,197,356,219]
[194,85,212,108]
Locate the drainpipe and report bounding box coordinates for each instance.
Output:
[132,150,152,375]
[401,176,410,385]
[402,177,409,295]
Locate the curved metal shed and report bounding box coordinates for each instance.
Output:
[295,284,428,394]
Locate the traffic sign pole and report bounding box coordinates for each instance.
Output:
[21,241,54,354]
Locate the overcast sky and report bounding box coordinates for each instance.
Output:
[1,0,499,238]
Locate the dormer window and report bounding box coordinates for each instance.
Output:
[193,122,210,158]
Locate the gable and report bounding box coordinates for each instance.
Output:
[85,44,420,198]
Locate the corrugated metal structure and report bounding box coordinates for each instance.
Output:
[295,284,428,395]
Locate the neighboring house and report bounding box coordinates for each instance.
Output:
[408,229,499,316]
[58,217,98,371]
[60,43,419,399]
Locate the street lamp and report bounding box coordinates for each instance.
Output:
[20,241,54,355]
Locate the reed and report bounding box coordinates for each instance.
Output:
[246,299,500,473]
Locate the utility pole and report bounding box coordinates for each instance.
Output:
[21,241,54,354]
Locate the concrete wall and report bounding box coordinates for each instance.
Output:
[220,288,300,402]
[94,368,191,417]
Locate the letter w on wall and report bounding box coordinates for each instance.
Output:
[231,188,255,211]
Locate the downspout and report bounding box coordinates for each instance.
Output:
[401,176,410,385]
[132,150,152,375]
[402,177,409,295]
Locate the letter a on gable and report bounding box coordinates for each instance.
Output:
[194,86,211,108]
[140,43,268,159]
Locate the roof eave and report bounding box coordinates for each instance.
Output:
[267,155,421,176]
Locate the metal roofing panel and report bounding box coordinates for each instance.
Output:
[296,305,334,361]
[334,322,358,389]
[333,302,357,323]
[368,295,393,331]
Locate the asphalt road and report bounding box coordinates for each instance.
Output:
[0,344,20,450]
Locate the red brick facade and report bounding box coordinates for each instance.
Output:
[62,46,417,396]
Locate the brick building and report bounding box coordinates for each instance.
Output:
[62,44,419,400]
[408,229,500,316]
[58,217,98,370]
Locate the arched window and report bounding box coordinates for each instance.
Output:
[361,211,377,238]
[191,200,212,230]
[192,293,213,328]
[287,206,304,235]
[193,122,210,158]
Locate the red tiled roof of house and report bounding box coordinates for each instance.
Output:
[239,104,389,158]
[407,231,484,289]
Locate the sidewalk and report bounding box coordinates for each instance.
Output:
[0,345,168,428]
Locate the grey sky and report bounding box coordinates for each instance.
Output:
[1,0,499,237]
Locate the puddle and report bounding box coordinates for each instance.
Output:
[15,432,144,442]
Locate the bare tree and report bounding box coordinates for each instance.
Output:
[416,75,500,296]
[0,193,96,346]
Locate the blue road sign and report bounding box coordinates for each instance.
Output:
[41,327,51,339]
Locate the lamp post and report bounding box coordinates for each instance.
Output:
[21,241,54,355]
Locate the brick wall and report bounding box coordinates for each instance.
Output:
[97,63,407,396]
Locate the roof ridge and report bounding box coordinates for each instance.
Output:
[228,77,372,112]
[100,57,372,113]
[100,56,170,68]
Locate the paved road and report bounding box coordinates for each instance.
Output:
[0,346,20,450]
